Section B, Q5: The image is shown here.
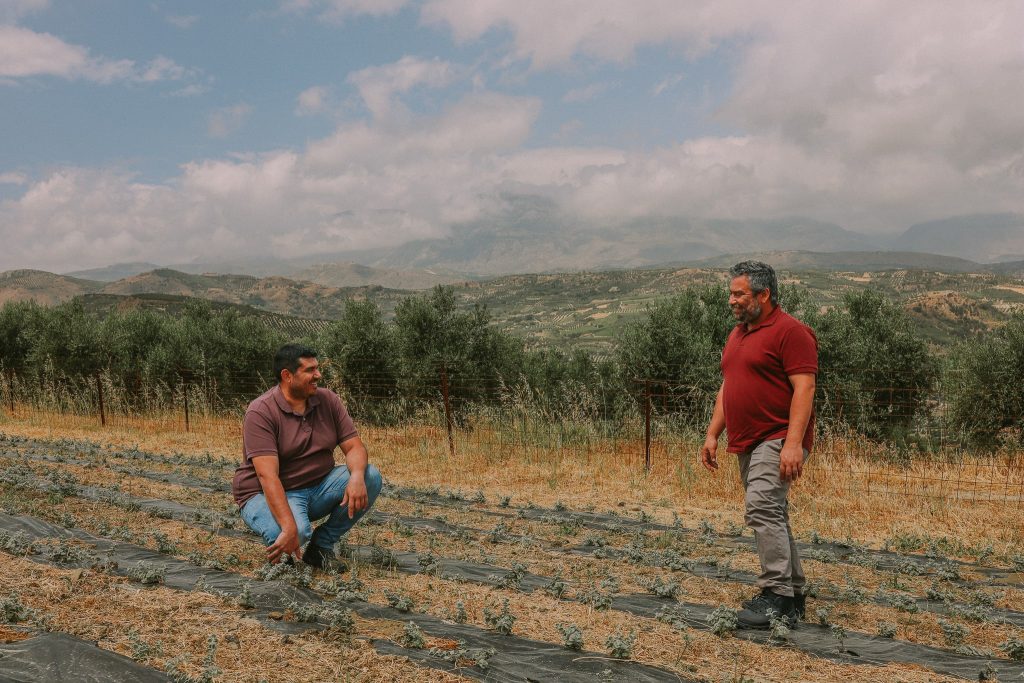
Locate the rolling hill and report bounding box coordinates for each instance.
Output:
[0,270,105,305]
[77,292,332,339]
[5,253,1023,351]
[0,268,410,320]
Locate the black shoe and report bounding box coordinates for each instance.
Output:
[302,543,345,572]
[737,589,798,630]
[742,588,806,618]
[794,591,806,618]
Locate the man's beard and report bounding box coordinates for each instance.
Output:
[735,301,762,324]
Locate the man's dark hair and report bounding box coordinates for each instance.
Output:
[729,260,779,306]
[274,343,318,382]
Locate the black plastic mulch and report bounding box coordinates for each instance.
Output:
[4,461,1024,680]
[346,544,1024,681]
[1,448,227,493]
[0,632,170,682]
[385,485,1024,585]
[4,438,1020,586]
[0,512,689,683]
[606,594,1024,681]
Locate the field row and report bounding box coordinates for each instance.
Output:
[2,435,1024,681]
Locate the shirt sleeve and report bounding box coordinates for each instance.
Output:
[780,323,818,375]
[330,392,359,443]
[242,407,279,461]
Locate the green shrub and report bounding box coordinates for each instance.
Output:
[806,290,937,441]
[945,312,1024,446]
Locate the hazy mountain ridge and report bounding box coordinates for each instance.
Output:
[892,213,1024,263]
[688,251,984,272]
[291,262,463,289]
[64,262,164,282]
[332,214,880,275]
[56,211,1024,281]
[66,260,464,290]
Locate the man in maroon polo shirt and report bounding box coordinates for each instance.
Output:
[232,343,383,569]
[700,261,817,629]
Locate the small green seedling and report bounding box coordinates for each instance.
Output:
[556,622,584,651]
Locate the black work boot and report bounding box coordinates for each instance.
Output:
[794,591,807,619]
[737,588,798,630]
[742,588,806,618]
[302,543,345,572]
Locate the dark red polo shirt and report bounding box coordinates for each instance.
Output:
[721,305,818,455]
[231,386,358,507]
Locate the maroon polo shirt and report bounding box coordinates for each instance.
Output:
[232,386,358,507]
[720,305,818,455]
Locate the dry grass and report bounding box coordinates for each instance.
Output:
[1,407,1022,681]
[5,407,1022,558]
[0,555,465,683]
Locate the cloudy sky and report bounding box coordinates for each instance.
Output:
[2,0,1023,272]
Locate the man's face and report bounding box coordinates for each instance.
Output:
[285,357,321,398]
[729,276,767,324]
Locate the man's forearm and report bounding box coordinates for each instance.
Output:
[345,445,369,477]
[706,384,726,440]
[258,475,297,532]
[785,382,815,445]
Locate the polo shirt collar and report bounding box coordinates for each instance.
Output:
[271,384,320,415]
[743,304,782,333]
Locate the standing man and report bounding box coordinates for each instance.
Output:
[233,343,383,569]
[700,261,817,629]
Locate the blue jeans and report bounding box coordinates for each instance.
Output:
[240,464,383,551]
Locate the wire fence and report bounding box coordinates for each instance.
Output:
[1,363,1021,509]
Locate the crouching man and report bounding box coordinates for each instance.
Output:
[232,343,383,569]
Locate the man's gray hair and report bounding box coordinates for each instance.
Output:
[729,260,779,306]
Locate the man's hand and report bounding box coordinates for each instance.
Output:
[700,435,719,472]
[341,472,369,519]
[267,526,302,564]
[779,442,804,482]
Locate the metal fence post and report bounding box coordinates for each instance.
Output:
[5,369,14,415]
[95,373,106,427]
[440,366,455,457]
[183,380,191,432]
[644,379,652,472]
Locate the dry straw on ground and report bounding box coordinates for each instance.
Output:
[1,407,1021,682]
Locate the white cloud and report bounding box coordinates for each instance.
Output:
[0,91,552,271]
[0,25,195,84]
[164,14,198,28]
[295,85,329,115]
[207,103,252,138]
[562,82,613,104]
[421,0,760,67]
[651,74,683,96]
[168,83,210,98]
[281,0,408,22]
[0,0,48,22]
[418,0,1024,232]
[139,55,188,82]
[0,172,27,185]
[4,3,1024,271]
[347,56,456,119]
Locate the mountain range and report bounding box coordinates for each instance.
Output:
[60,210,1024,280]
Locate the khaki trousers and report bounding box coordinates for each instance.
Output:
[737,438,807,597]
